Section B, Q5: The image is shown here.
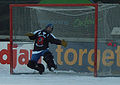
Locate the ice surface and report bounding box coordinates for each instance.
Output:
[0,72,120,85]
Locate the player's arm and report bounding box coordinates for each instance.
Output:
[25,30,40,40]
[49,34,67,47]
[61,39,67,47]
[25,32,34,36]
[25,32,35,40]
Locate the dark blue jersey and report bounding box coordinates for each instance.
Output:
[29,30,61,51]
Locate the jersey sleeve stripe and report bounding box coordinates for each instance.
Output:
[51,33,56,38]
[33,30,41,34]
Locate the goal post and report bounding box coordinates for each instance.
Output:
[9,4,98,76]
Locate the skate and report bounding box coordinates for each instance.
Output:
[47,64,57,72]
[37,64,45,75]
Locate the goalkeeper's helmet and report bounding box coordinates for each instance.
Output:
[45,24,54,33]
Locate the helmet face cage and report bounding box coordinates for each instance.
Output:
[45,24,54,33]
[46,24,54,29]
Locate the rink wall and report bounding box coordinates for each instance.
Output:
[0,41,120,74]
[51,42,120,74]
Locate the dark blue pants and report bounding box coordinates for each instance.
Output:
[30,49,49,62]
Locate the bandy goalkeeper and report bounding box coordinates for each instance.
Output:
[25,24,67,74]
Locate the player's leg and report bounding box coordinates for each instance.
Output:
[37,63,45,74]
[43,51,57,71]
[27,53,45,74]
[27,60,45,74]
[27,60,37,69]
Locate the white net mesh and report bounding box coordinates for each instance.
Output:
[12,6,95,41]
[97,4,120,76]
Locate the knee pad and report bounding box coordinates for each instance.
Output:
[27,60,37,69]
[27,60,45,73]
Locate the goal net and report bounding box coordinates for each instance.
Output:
[10,4,98,76]
[97,4,120,77]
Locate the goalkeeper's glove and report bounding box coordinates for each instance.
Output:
[25,32,34,36]
[61,39,67,47]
